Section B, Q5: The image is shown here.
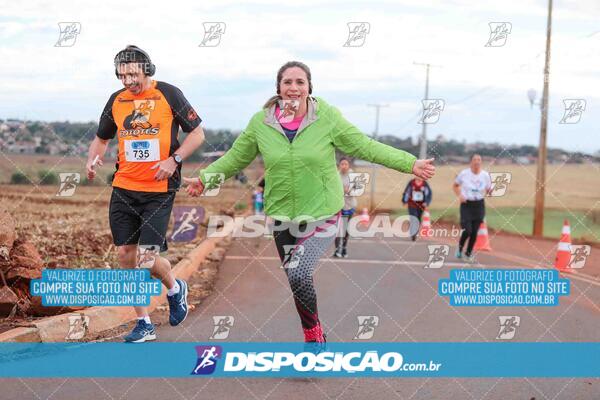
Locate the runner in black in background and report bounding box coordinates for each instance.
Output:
[402,177,432,241]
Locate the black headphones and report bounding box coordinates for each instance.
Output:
[114,45,156,78]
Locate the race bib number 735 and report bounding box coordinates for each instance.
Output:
[124,139,160,162]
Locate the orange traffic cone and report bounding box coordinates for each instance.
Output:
[359,208,370,226]
[473,220,492,251]
[420,208,433,237]
[554,219,572,272]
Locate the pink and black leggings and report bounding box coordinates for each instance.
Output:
[273,212,340,341]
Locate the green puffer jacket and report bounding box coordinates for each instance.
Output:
[199,97,416,222]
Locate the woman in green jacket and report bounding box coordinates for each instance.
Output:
[184,61,435,343]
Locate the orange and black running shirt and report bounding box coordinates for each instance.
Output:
[97,81,202,192]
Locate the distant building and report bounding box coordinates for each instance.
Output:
[515,156,531,165]
[201,151,226,162]
[494,157,512,165]
[8,142,36,154]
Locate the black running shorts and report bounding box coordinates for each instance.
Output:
[108,187,175,252]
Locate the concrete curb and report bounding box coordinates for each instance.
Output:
[0,218,238,343]
[0,327,41,342]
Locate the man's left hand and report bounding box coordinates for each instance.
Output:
[151,157,178,181]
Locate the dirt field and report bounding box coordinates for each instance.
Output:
[2,154,597,209]
[0,154,262,262]
[0,153,259,326]
[351,163,600,212]
[1,154,598,246]
[353,163,600,241]
[0,184,252,268]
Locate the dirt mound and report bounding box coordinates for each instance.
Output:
[0,207,16,260]
[0,208,83,317]
[0,236,43,316]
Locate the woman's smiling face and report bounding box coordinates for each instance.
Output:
[279,67,309,103]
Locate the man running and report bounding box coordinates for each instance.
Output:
[453,154,492,262]
[86,45,205,342]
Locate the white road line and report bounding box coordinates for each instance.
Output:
[225,254,600,288]
[226,255,478,268]
[352,239,430,245]
[351,239,600,287]
[558,271,600,286]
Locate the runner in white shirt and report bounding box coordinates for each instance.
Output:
[452,154,492,261]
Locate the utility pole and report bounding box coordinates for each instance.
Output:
[367,103,389,212]
[414,62,441,159]
[533,0,553,237]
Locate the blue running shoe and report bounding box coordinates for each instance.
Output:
[168,279,189,326]
[455,249,462,259]
[124,319,156,343]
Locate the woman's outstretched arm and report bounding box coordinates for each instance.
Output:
[198,126,259,185]
[329,106,434,179]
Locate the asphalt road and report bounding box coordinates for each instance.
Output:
[2,234,599,399]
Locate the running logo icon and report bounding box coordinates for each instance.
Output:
[281,245,304,269]
[202,173,225,197]
[55,22,81,47]
[489,172,512,197]
[485,22,512,47]
[425,244,449,269]
[347,173,370,196]
[137,245,160,269]
[65,314,89,340]
[496,316,520,340]
[354,315,379,340]
[278,99,300,123]
[419,99,445,124]
[344,22,370,47]
[199,22,226,47]
[559,99,586,124]
[171,206,204,242]
[210,316,235,339]
[568,245,591,269]
[56,173,80,197]
[192,345,222,375]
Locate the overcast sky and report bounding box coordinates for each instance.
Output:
[1,0,599,153]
